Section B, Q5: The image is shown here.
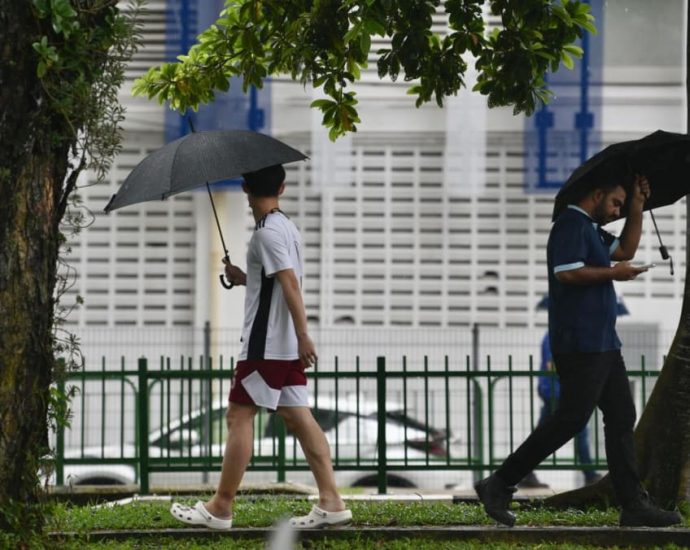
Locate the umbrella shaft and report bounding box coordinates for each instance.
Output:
[206,182,230,259]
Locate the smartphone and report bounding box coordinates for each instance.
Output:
[634,263,656,270]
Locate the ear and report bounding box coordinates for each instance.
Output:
[278,182,286,196]
[241,182,249,194]
[591,188,605,202]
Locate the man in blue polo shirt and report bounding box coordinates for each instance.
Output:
[475,173,681,528]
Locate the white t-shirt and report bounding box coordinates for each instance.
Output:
[238,210,303,361]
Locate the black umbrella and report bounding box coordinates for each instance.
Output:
[552,130,690,274]
[104,126,308,288]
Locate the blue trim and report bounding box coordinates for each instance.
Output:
[609,238,620,256]
[554,261,585,274]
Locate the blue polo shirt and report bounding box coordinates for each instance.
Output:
[547,205,621,354]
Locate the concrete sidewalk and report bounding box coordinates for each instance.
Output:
[50,525,690,547]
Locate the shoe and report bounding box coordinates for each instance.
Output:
[584,472,603,486]
[619,492,683,527]
[289,505,352,529]
[518,472,550,489]
[474,474,517,527]
[170,501,233,530]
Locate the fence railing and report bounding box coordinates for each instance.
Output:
[52,355,660,494]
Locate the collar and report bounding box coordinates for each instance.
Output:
[254,207,287,230]
[567,204,598,229]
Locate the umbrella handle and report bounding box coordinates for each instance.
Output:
[220,274,234,289]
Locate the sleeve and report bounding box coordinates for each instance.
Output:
[551,219,587,274]
[254,227,294,277]
[598,227,620,257]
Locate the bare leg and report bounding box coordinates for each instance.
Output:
[205,402,257,518]
[277,406,346,512]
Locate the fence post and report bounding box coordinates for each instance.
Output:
[137,357,150,494]
[202,321,211,484]
[472,323,483,482]
[276,414,286,483]
[55,361,65,486]
[376,356,387,494]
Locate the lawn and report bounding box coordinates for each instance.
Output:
[4,499,688,549]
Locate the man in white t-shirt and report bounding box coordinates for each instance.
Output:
[170,165,351,530]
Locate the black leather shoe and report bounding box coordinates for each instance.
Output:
[474,474,517,527]
[620,493,683,527]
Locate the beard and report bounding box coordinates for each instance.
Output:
[592,201,608,224]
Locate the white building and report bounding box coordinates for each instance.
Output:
[55,0,688,492]
[63,0,686,369]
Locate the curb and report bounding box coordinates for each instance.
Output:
[49,526,690,547]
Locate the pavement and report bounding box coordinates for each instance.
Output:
[50,525,690,547]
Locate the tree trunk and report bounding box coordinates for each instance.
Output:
[0,2,73,532]
[545,2,690,510]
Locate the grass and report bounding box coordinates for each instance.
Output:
[46,498,629,532]
[30,499,689,550]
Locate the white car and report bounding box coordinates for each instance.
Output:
[56,395,460,490]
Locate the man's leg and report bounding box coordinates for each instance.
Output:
[518,404,552,488]
[596,351,641,505]
[205,402,258,519]
[599,352,681,526]
[495,353,606,485]
[477,353,610,526]
[277,406,346,512]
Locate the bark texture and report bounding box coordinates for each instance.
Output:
[0,1,118,532]
[0,3,65,528]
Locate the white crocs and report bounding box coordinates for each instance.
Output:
[289,505,352,529]
[170,500,233,531]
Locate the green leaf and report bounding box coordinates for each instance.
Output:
[560,51,574,70]
[359,33,371,57]
[310,99,335,109]
[563,44,583,57]
[363,18,386,36]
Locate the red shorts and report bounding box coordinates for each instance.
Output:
[229,359,308,410]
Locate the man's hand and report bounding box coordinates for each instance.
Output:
[631,174,651,206]
[222,257,247,286]
[612,261,648,281]
[297,333,318,369]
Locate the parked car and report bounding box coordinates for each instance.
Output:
[55,395,460,489]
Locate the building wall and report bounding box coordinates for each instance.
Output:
[64,0,687,367]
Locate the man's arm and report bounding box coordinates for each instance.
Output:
[274,268,317,368]
[611,175,650,261]
[555,262,647,285]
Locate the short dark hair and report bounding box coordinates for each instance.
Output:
[242,164,285,197]
[587,159,633,196]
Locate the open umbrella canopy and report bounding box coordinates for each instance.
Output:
[104,130,308,212]
[552,130,690,221]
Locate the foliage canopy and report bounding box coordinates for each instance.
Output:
[134,0,594,139]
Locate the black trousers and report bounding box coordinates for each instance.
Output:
[495,349,641,506]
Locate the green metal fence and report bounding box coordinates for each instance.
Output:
[53,355,660,494]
